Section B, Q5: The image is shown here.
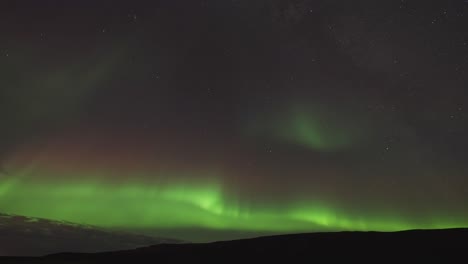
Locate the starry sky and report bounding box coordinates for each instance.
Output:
[1,0,468,242]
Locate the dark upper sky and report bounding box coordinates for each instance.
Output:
[1,0,468,241]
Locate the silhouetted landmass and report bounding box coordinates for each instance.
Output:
[2,228,467,263]
[0,213,181,256]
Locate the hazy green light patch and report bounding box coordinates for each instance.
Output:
[278,106,361,152]
[284,110,350,151]
[246,104,364,152]
[0,177,19,196]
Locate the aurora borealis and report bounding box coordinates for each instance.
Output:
[1,175,466,232]
[2,1,468,242]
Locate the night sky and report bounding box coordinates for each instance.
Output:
[1,0,468,242]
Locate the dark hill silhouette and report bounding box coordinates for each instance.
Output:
[0,213,181,256]
[2,228,467,263]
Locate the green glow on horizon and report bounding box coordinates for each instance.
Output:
[1,173,467,235]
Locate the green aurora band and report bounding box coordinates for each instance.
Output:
[0,173,466,234]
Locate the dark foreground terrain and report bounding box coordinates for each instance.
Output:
[0,213,180,256]
[2,228,467,263]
